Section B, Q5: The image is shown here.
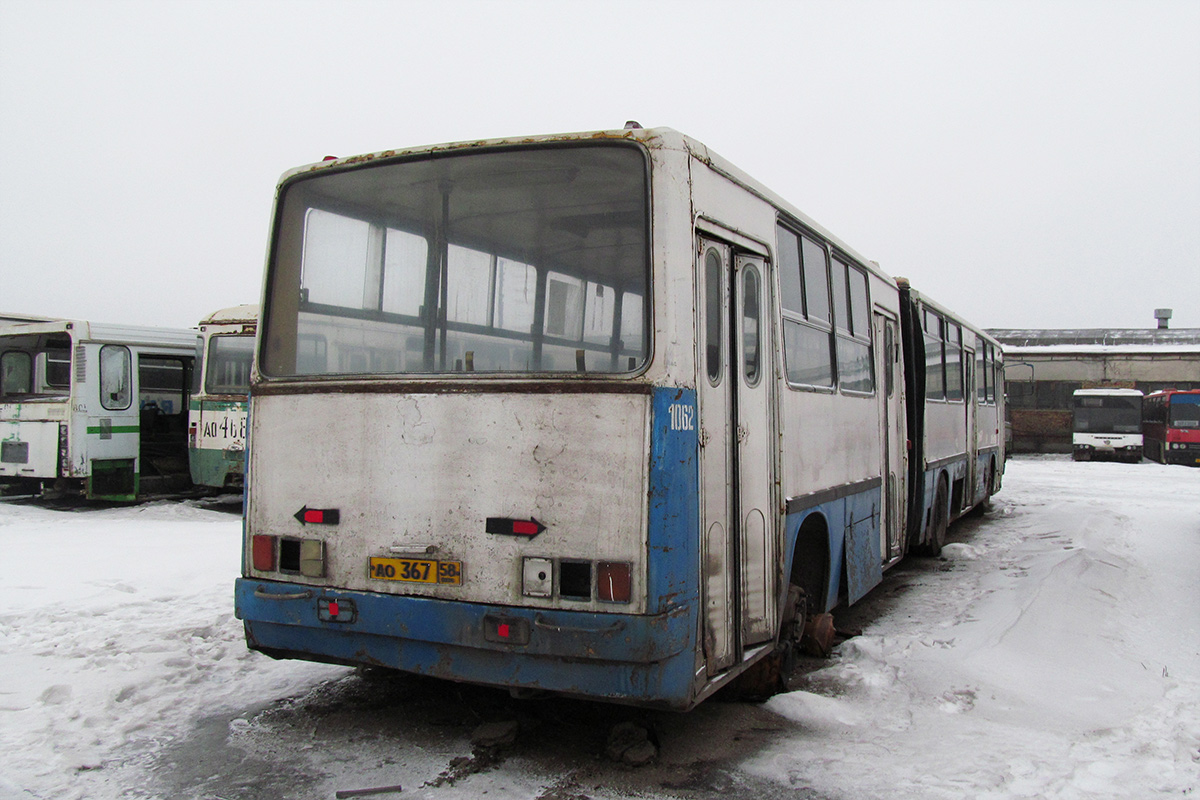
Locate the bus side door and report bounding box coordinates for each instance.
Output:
[696,238,777,676]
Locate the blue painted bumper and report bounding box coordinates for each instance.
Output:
[235,578,699,708]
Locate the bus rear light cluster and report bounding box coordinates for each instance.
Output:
[521,557,631,603]
[597,561,632,603]
[252,534,326,578]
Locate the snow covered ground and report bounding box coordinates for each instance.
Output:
[755,457,1200,799]
[0,456,1197,799]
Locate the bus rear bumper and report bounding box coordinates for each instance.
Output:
[234,578,700,709]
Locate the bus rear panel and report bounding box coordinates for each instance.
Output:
[189,306,256,489]
[235,138,712,706]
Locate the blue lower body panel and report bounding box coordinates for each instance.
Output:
[784,483,883,611]
[235,578,699,709]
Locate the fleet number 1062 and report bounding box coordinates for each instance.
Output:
[668,403,695,432]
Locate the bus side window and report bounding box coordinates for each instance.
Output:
[945,323,963,401]
[924,310,944,400]
[45,349,71,388]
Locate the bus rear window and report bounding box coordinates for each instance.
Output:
[205,335,254,394]
[262,145,650,377]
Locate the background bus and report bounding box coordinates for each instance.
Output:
[0,319,197,500]
[235,126,1003,709]
[1071,388,1143,462]
[1143,389,1200,466]
[189,305,256,490]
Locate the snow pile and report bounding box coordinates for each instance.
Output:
[752,458,1200,798]
[0,501,345,800]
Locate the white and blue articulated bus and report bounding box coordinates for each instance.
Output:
[0,319,197,500]
[188,305,257,490]
[896,283,1006,555]
[235,126,1004,709]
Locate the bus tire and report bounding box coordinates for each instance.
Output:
[972,463,993,515]
[916,477,950,557]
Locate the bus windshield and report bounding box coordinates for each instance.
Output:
[1169,396,1200,428]
[261,144,650,378]
[0,335,71,400]
[1073,394,1142,434]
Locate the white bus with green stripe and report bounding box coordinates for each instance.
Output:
[189,306,256,490]
[0,319,197,500]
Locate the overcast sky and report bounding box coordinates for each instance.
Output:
[1,0,1197,332]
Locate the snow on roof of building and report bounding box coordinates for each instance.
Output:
[988,328,1200,351]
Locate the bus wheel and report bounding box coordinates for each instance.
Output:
[974,463,993,514]
[925,478,949,556]
[724,585,805,701]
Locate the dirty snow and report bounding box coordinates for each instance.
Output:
[1,456,1197,799]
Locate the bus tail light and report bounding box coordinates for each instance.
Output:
[252,535,276,571]
[598,562,632,603]
[252,535,325,577]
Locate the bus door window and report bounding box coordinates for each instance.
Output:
[741,265,761,384]
[100,346,131,410]
[704,247,724,384]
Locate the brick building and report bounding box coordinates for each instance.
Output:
[988,326,1200,453]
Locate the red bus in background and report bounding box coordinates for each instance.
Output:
[1143,389,1200,466]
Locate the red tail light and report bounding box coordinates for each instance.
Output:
[252,535,276,571]
[597,561,631,603]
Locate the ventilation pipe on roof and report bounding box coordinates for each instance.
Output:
[1155,308,1172,329]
